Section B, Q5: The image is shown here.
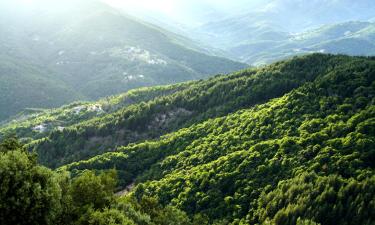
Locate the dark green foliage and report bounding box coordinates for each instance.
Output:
[0,136,23,153]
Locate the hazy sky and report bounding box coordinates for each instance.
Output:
[101,0,256,26]
[102,0,251,12]
[2,0,257,27]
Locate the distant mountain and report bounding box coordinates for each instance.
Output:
[189,0,375,64]
[230,21,375,65]
[0,0,246,121]
[194,0,375,37]
[253,0,375,31]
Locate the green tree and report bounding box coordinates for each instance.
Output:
[77,208,135,225]
[70,170,117,214]
[0,139,62,225]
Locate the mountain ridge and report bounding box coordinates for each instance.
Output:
[0,0,246,121]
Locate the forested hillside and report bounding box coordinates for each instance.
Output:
[61,54,375,224]
[0,83,191,141]
[1,54,375,224]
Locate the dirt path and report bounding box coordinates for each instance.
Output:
[115,182,135,196]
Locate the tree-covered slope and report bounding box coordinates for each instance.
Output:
[60,54,375,224]
[0,0,246,121]
[0,55,82,121]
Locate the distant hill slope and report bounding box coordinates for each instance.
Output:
[0,0,246,121]
[230,21,375,65]
[196,0,375,34]
[189,0,375,65]
[60,54,375,224]
[0,55,82,120]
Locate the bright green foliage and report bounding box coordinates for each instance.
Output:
[296,218,320,225]
[76,208,135,225]
[113,196,194,225]
[71,170,117,211]
[257,173,375,225]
